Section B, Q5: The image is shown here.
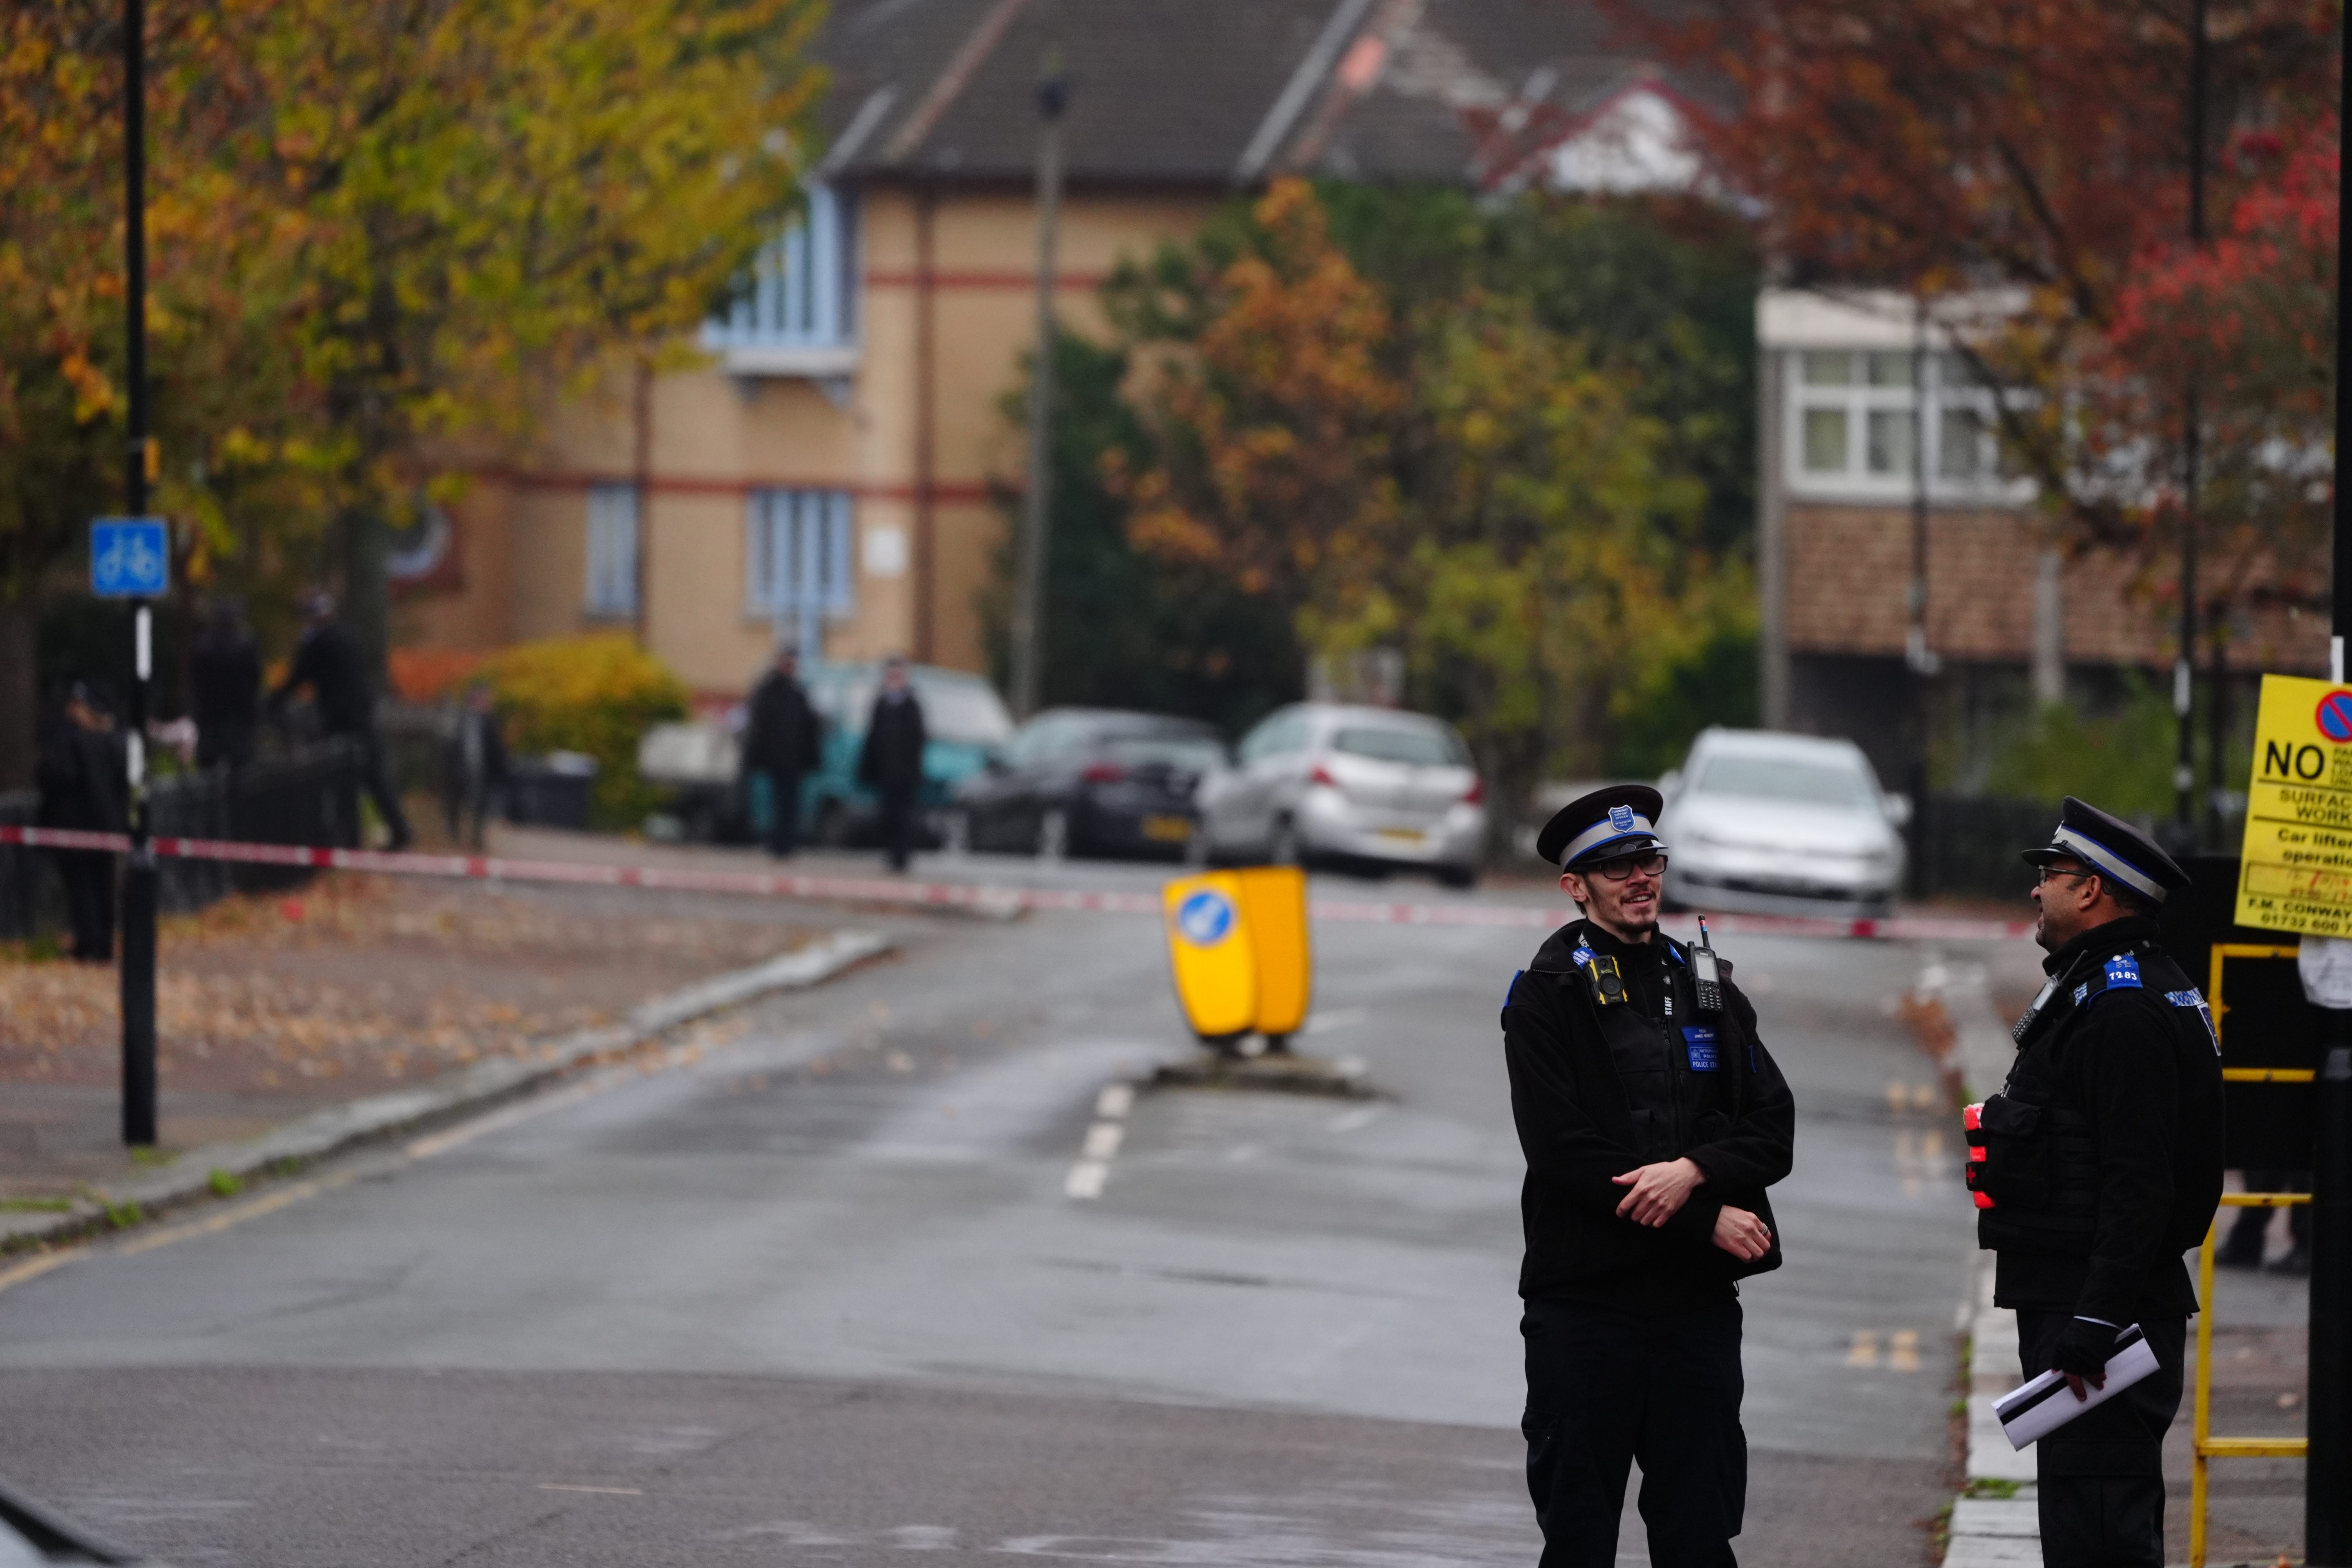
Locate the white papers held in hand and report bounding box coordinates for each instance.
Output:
[1996,1324,2161,1451]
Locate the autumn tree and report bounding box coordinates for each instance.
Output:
[1101,180,1751,844]
[0,0,823,780]
[1605,0,2339,621]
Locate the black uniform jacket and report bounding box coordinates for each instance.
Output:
[1503,919,1796,1307]
[271,622,375,736]
[1990,915,2224,1323]
[858,690,927,792]
[743,670,821,777]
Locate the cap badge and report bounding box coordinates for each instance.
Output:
[1608,805,1636,833]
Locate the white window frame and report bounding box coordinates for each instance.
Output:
[702,184,860,376]
[746,488,855,661]
[1784,348,2033,505]
[584,483,639,617]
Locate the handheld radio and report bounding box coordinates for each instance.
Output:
[1690,915,1724,1014]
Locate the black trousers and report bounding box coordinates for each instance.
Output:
[51,849,116,963]
[2016,1309,2188,1568]
[1522,1296,1746,1568]
[760,769,803,857]
[341,728,412,849]
[878,784,918,872]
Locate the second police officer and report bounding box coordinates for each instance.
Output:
[1966,798,2223,1568]
[1502,784,1796,1568]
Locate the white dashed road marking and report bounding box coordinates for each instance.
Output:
[1065,1078,1138,1201]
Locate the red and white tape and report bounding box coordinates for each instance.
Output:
[0,825,2031,940]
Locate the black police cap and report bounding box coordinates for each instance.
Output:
[1537,784,1667,871]
[2020,795,2187,904]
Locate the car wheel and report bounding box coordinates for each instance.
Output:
[1036,807,1070,862]
[1437,863,1478,890]
[1268,816,1302,868]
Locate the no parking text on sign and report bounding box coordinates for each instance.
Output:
[2236,673,2352,936]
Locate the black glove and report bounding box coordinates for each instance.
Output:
[2048,1317,2119,1381]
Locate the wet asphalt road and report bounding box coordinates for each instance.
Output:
[0,853,2014,1566]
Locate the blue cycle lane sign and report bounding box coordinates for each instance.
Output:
[91,517,170,598]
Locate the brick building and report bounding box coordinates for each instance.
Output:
[392,0,1707,703]
[1756,287,2326,789]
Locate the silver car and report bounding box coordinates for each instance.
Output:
[1657,728,1908,916]
[1196,703,1486,886]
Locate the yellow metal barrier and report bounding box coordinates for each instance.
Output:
[2185,942,2313,1568]
[2190,1193,2311,1568]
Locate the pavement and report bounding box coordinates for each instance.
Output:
[0,843,2051,1566]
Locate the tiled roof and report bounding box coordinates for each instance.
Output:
[816,0,1699,190]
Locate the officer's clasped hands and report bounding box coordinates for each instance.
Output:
[1611,1155,1703,1225]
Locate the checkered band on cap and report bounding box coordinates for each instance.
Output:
[1559,807,1662,869]
[2052,824,2167,903]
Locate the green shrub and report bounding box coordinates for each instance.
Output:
[479,635,689,829]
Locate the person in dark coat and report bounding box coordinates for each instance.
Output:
[189,599,262,771]
[741,648,821,857]
[1966,798,2223,1568]
[35,681,127,963]
[268,590,412,851]
[1503,785,1795,1568]
[856,656,927,873]
[439,685,510,850]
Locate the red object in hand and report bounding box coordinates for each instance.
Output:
[1963,1102,1983,1131]
[1974,1191,1995,1209]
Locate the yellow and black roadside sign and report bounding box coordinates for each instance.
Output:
[2235,673,2352,936]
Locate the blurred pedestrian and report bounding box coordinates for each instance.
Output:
[268,590,412,851]
[2216,1170,2310,1274]
[1965,798,2223,1568]
[190,598,261,771]
[35,680,127,963]
[440,685,510,850]
[857,656,926,873]
[742,647,821,857]
[1503,785,1795,1568]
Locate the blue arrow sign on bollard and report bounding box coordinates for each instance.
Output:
[90,517,169,598]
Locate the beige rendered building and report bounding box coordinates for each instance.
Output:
[391,0,1714,702]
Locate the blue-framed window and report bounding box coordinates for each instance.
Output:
[706,185,858,351]
[746,488,855,660]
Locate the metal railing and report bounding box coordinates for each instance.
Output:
[0,738,363,940]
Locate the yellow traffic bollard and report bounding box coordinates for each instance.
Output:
[1162,866,1314,1048]
[1234,866,1312,1044]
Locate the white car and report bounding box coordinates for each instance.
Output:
[1656,728,1908,916]
[1196,703,1486,886]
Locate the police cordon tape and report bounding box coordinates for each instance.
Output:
[0,824,2033,940]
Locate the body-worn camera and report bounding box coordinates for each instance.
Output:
[1580,953,1628,1007]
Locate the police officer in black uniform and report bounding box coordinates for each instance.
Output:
[1502,784,1796,1568]
[1966,797,2224,1568]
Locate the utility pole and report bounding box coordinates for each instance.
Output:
[2172,0,2209,845]
[1904,296,1936,899]
[1011,52,1069,720]
[2307,15,2352,1562]
[119,0,158,1148]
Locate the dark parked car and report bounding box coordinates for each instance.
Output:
[951,708,1226,860]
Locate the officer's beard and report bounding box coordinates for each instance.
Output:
[1583,876,1660,945]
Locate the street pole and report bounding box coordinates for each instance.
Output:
[1011,54,1069,721]
[119,0,158,1148]
[2307,16,2352,1562]
[1904,296,1934,899]
[2173,0,2209,845]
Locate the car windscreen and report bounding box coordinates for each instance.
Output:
[1692,753,1876,808]
[911,675,1014,746]
[1102,735,1227,771]
[1332,724,1467,767]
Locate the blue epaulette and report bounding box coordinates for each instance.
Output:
[1501,969,1526,1029]
[2070,951,2145,1009]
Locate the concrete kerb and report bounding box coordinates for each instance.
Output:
[1,928,893,1256]
[1922,949,2045,1566]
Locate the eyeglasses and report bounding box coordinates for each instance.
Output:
[2034,867,2093,887]
[1588,851,1668,882]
